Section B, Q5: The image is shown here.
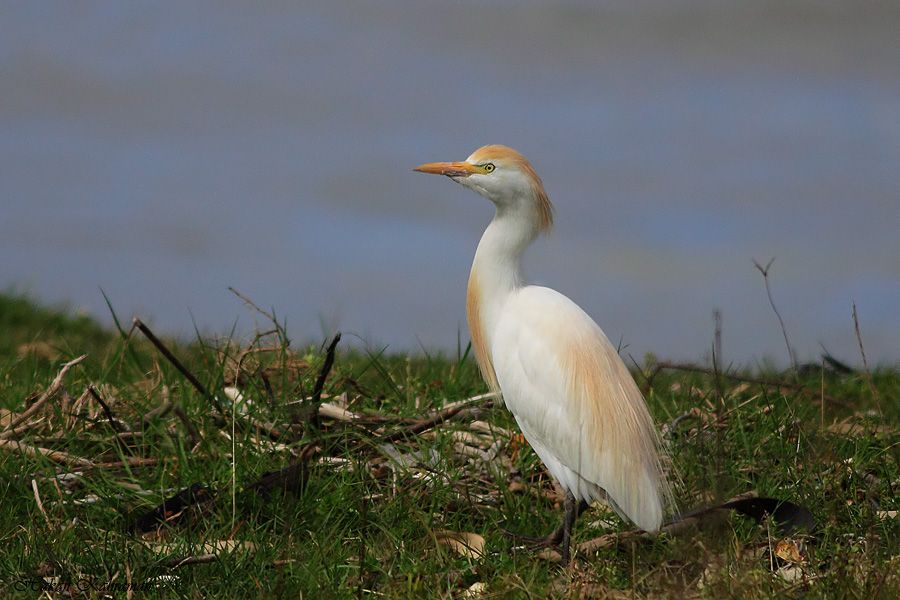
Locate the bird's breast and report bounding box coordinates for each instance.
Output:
[466,269,499,392]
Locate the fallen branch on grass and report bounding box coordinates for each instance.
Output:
[307,333,341,430]
[31,478,52,528]
[145,540,258,568]
[0,354,87,439]
[88,385,129,432]
[234,393,500,499]
[85,457,163,470]
[377,392,498,444]
[318,402,363,422]
[0,438,94,467]
[133,318,225,415]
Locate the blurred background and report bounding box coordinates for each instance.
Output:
[2,1,898,365]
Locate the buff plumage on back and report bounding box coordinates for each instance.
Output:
[561,319,672,530]
[468,145,554,232]
[491,287,672,532]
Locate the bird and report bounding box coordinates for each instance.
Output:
[414,144,671,564]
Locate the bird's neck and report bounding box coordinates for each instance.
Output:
[470,210,536,300]
[466,209,538,388]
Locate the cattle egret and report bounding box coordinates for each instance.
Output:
[415,145,671,564]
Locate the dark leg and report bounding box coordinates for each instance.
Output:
[560,490,579,565]
[504,493,588,557]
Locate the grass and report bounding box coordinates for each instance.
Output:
[0,292,897,598]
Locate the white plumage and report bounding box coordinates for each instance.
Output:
[415,144,671,562]
[492,285,665,532]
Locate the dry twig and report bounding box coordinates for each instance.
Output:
[308,333,342,429]
[0,354,87,438]
[32,478,52,528]
[228,286,289,345]
[851,301,880,407]
[0,438,94,467]
[133,318,225,415]
[753,259,798,372]
[88,385,127,431]
[378,393,498,444]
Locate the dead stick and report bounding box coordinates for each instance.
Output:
[314,392,498,426]
[85,457,161,470]
[133,318,224,415]
[309,333,341,429]
[228,286,289,344]
[378,396,493,444]
[318,402,363,422]
[32,479,52,528]
[0,438,94,467]
[173,405,201,448]
[1,355,87,438]
[165,553,219,568]
[3,419,48,440]
[753,258,798,372]
[165,554,290,569]
[851,301,880,407]
[88,385,124,431]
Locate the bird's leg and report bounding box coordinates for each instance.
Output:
[560,490,579,565]
[504,494,588,553]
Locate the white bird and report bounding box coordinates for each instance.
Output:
[415,145,671,563]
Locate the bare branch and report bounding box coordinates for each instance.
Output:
[851,301,880,408]
[88,385,127,432]
[307,333,342,430]
[753,258,797,372]
[228,286,289,346]
[133,318,225,415]
[0,438,94,467]
[378,393,498,444]
[31,479,52,528]
[0,355,87,438]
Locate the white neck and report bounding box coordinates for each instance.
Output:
[464,188,544,390]
[469,206,538,329]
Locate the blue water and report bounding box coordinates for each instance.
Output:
[2,2,898,364]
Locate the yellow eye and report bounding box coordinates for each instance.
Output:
[483,163,495,173]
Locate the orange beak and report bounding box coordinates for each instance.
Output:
[413,161,478,177]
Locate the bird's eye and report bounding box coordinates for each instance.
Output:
[483,163,495,173]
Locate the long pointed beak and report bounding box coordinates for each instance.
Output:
[413,161,478,177]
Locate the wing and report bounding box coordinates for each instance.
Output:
[491,286,670,531]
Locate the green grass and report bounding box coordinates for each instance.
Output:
[0,293,897,598]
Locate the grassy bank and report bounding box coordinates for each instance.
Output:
[0,293,897,598]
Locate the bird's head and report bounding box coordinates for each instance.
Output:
[414,144,554,232]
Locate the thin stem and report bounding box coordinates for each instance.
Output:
[753,259,797,372]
